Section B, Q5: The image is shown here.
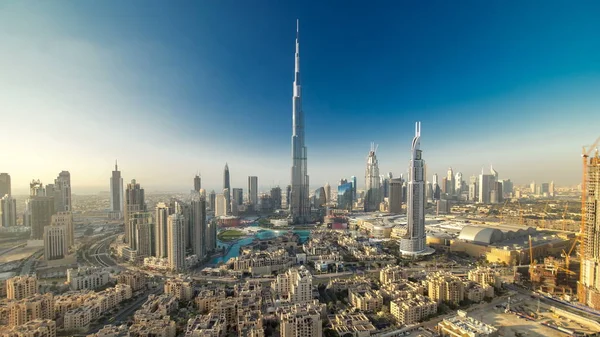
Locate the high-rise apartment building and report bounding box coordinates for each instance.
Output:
[206,219,217,254]
[132,212,154,258]
[191,193,207,259]
[43,224,67,260]
[51,212,74,247]
[125,179,145,245]
[400,122,430,256]
[455,172,463,193]
[530,181,537,195]
[232,188,243,207]
[1,194,17,227]
[109,161,124,219]
[351,176,357,201]
[215,194,227,217]
[29,196,56,240]
[432,174,441,200]
[289,21,310,225]
[271,186,282,209]
[6,276,38,300]
[389,178,403,214]
[194,174,201,192]
[0,173,11,197]
[579,151,600,309]
[364,144,381,212]
[167,213,186,272]
[248,176,258,206]
[54,171,71,212]
[155,202,169,258]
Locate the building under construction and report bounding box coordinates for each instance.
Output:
[578,148,600,309]
[529,256,577,296]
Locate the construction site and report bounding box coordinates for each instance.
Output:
[520,136,600,309]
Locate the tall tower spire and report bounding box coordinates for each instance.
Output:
[290,19,310,224]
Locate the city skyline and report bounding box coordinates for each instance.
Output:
[3,1,600,194]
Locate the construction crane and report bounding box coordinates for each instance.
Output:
[561,238,579,270]
[529,235,535,265]
[581,136,600,271]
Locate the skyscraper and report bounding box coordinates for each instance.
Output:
[215,194,227,217]
[52,212,74,247]
[248,176,258,206]
[167,213,186,272]
[190,192,207,259]
[54,171,71,212]
[364,143,381,212]
[350,176,357,201]
[209,190,216,211]
[389,178,403,214]
[271,186,282,209]
[132,212,154,258]
[194,174,201,192]
[337,181,353,211]
[1,195,17,227]
[455,172,463,194]
[125,179,145,246]
[579,151,600,309]
[223,163,230,207]
[0,173,11,197]
[44,224,67,261]
[232,188,243,207]
[478,171,496,204]
[400,122,431,256]
[155,202,169,258]
[432,174,441,200]
[29,196,55,240]
[446,167,455,196]
[110,161,124,219]
[290,20,310,225]
[324,182,331,204]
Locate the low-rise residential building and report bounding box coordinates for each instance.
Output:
[64,306,93,331]
[195,289,227,314]
[326,276,372,293]
[390,294,437,325]
[134,294,178,321]
[143,257,170,271]
[380,265,407,284]
[426,271,465,305]
[129,317,176,337]
[164,278,194,302]
[277,301,323,337]
[8,293,54,326]
[0,319,56,337]
[468,267,501,288]
[116,271,147,292]
[186,313,226,337]
[86,324,129,337]
[348,289,383,313]
[328,311,376,337]
[6,276,38,300]
[229,248,293,276]
[271,266,314,304]
[55,285,132,327]
[438,310,498,337]
[463,281,494,303]
[67,267,111,291]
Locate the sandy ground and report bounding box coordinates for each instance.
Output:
[479,309,566,337]
[0,246,41,263]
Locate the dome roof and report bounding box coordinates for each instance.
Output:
[458,226,503,245]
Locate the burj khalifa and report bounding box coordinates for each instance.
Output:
[400,122,434,256]
[290,20,310,224]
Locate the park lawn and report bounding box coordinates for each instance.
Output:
[218,229,246,241]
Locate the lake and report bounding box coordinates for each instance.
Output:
[209,228,310,265]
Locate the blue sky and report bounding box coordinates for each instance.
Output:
[1,1,599,193]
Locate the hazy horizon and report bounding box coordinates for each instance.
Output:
[2,1,599,195]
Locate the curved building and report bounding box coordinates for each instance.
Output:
[458,226,503,245]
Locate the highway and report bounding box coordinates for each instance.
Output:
[85,234,121,269]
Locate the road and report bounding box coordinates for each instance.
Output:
[85,234,121,269]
